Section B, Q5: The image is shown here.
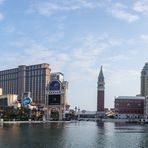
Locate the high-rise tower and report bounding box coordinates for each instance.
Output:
[97,66,105,112]
[141,62,148,96]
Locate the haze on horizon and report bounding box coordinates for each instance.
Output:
[0,0,148,110]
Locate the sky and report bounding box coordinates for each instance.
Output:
[1,0,148,110]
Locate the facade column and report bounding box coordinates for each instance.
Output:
[78,108,80,120]
[47,109,51,120]
[59,112,63,121]
[59,107,63,120]
[18,65,26,100]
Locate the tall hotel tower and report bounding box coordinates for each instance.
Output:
[97,66,105,112]
[141,62,148,118]
[141,62,148,96]
[0,63,51,104]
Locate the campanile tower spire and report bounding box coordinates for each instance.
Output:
[97,66,105,112]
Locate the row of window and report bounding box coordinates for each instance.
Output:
[0,69,49,80]
[26,64,48,70]
[117,110,143,113]
[0,74,18,80]
[0,68,18,75]
[116,103,143,107]
[26,70,45,76]
[0,83,18,94]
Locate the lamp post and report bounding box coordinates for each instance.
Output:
[75,106,77,112]
[78,107,80,121]
[74,106,77,120]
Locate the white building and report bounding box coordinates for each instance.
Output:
[0,94,18,107]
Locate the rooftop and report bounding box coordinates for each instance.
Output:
[115,96,145,100]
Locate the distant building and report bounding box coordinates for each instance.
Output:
[97,66,105,112]
[46,72,69,120]
[0,88,2,96]
[79,111,96,119]
[141,62,148,96]
[115,96,144,119]
[0,94,18,107]
[140,63,148,119]
[144,96,148,118]
[104,108,109,112]
[110,108,115,112]
[0,63,51,104]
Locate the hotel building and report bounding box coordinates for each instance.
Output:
[141,62,148,96]
[141,63,148,118]
[115,96,144,119]
[0,63,51,104]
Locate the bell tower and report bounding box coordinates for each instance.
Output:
[97,66,105,112]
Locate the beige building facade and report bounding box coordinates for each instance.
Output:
[141,63,148,119]
[0,63,51,104]
[141,62,148,96]
[0,94,18,107]
[0,88,2,96]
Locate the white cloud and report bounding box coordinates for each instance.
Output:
[0,0,5,21]
[108,55,129,62]
[3,26,15,33]
[107,69,139,84]
[29,0,101,16]
[54,16,67,30]
[140,34,148,42]
[33,3,59,16]
[6,33,123,80]
[134,1,148,13]
[28,0,141,23]
[15,43,71,72]
[106,69,140,107]
[0,12,4,21]
[109,3,139,23]
[65,34,125,82]
[47,31,65,43]
[72,35,108,65]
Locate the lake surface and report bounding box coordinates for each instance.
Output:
[0,121,148,148]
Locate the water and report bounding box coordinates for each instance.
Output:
[0,121,148,148]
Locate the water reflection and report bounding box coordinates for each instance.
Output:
[0,122,148,148]
[96,121,104,128]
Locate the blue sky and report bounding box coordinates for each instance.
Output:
[1,0,148,110]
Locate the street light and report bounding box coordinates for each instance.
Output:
[78,107,80,121]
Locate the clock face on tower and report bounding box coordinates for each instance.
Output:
[49,80,61,91]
